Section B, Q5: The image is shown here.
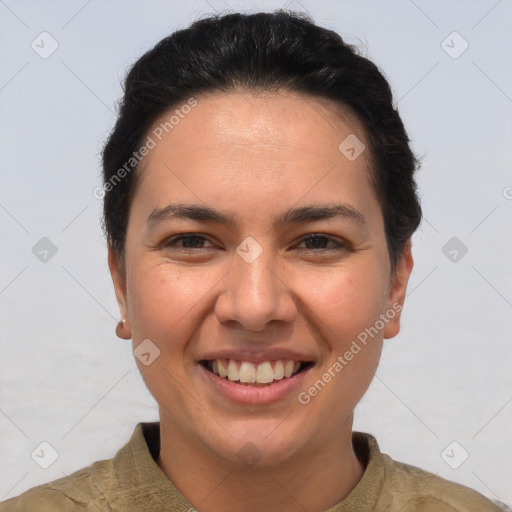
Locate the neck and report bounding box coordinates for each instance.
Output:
[156,413,365,512]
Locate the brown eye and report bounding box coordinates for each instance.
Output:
[296,234,347,252]
[163,234,214,250]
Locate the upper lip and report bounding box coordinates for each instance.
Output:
[198,348,315,365]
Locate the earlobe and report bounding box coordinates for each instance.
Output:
[383,239,414,340]
[108,246,132,340]
[115,319,131,340]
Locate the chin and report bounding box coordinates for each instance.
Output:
[203,416,313,468]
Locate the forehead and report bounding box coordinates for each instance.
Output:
[132,90,379,227]
[144,90,367,161]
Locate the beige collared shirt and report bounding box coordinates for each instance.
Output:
[0,422,506,511]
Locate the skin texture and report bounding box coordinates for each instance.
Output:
[109,91,414,512]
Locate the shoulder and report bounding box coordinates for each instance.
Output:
[380,452,507,512]
[0,458,114,512]
[351,432,507,512]
[0,422,158,512]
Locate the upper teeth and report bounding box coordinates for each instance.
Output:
[208,359,302,384]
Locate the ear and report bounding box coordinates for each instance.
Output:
[108,245,132,339]
[383,239,414,339]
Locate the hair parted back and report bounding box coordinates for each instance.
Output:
[101,10,422,273]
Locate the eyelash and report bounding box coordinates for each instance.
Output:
[161,233,348,253]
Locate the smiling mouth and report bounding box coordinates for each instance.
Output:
[200,359,313,386]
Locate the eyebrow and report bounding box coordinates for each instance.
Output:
[277,204,366,226]
[147,204,235,227]
[146,202,367,228]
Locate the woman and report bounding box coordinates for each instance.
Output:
[0,10,505,512]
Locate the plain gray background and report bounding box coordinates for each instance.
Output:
[1,0,511,505]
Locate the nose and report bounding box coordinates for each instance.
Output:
[214,247,298,332]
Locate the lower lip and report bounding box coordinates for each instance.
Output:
[198,363,313,405]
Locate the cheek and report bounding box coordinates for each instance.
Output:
[125,261,218,344]
[297,266,387,414]
[297,260,390,346]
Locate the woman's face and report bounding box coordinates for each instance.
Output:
[110,91,412,466]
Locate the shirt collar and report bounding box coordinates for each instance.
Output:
[112,422,385,511]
